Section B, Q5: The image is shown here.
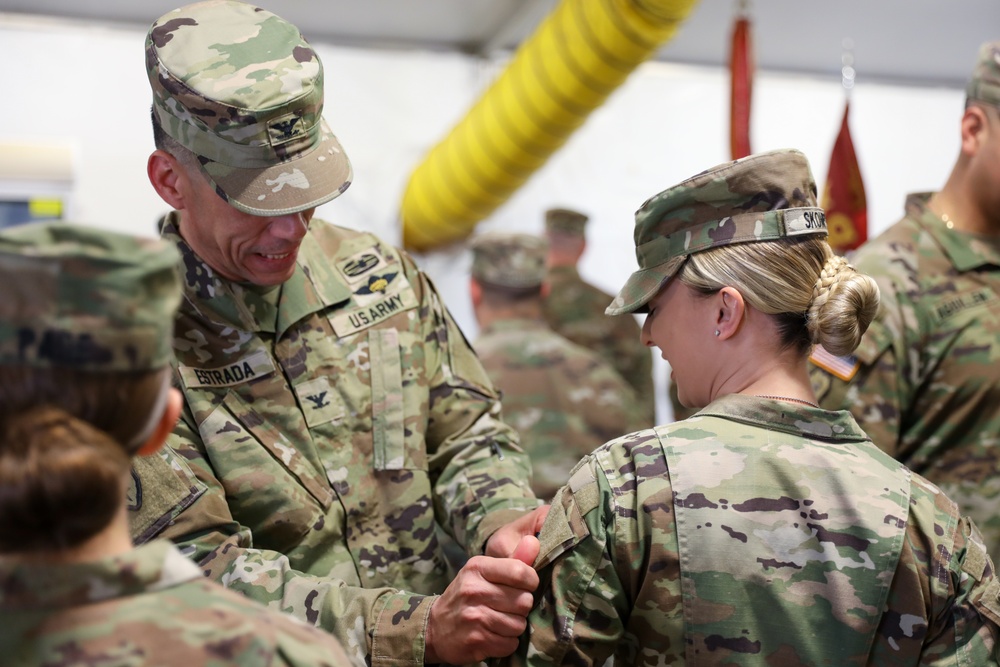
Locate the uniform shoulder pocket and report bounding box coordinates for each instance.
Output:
[128,446,206,544]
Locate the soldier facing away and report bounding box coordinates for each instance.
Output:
[507,149,1000,665]
[541,208,656,426]
[469,232,648,500]
[0,223,356,667]
[134,2,545,664]
[811,41,1000,557]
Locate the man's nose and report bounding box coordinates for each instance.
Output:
[268,212,308,240]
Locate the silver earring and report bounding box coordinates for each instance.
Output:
[714,330,720,336]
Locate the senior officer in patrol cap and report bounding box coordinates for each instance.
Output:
[811,41,1000,558]
[505,149,1000,666]
[541,208,655,426]
[135,2,545,665]
[469,232,647,500]
[0,223,356,666]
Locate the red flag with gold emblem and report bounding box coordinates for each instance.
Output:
[822,101,867,252]
[729,15,753,160]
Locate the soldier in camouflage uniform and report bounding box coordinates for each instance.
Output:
[507,149,1000,665]
[541,208,655,426]
[136,3,544,665]
[810,42,1000,558]
[469,232,647,500]
[0,223,355,666]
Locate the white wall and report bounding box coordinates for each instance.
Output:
[0,16,965,421]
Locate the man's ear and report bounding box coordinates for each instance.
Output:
[960,105,989,157]
[715,286,745,339]
[469,278,483,307]
[136,388,183,457]
[147,150,187,210]
[540,281,551,298]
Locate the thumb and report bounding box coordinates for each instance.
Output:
[511,534,540,568]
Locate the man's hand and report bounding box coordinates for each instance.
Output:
[424,535,540,664]
[485,505,550,558]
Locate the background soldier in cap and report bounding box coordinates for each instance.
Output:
[541,208,655,426]
[0,223,355,666]
[136,2,544,664]
[469,232,647,500]
[811,41,1000,557]
[506,149,1000,665]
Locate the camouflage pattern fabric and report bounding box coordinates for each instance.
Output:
[0,222,181,372]
[129,214,539,666]
[474,318,648,500]
[811,192,1000,557]
[471,232,547,289]
[542,266,655,426]
[146,1,352,216]
[967,41,1000,108]
[507,395,1000,666]
[606,149,827,317]
[0,539,356,666]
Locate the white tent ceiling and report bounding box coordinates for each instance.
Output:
[1,0,996,88]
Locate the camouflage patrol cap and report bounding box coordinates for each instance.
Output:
[544,208,589,236]
[470,232,548,289]
[146,0,352,216]
[966,41,1000,107]
[0,223,182,372]
[607,148,827,316]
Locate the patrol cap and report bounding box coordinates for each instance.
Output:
[966,41,1000,108]
[470,232,548,289]
[146,0,352,216]
[607,148,827,316]
[0,223,182,372]
[544,208,589,236]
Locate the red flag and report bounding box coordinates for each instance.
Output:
[729,16,753,160]
[822,101,867,253]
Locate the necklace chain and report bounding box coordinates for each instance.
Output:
[754,394,820,408]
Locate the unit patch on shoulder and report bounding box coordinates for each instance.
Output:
[178,349,277,389]
[337,248,388,284]
[809,344,860,382]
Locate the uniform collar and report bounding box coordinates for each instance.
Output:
[695,394,870,442]
[905,192,1000,272]
[161,212,351,338]
[0,540,202,612]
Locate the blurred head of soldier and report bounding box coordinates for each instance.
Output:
[607,148,879,408]
[543,208,589,269]
[935,41,1000,233]
[145,0,352,286]
[0,223,183,558]
[469,232,549,327]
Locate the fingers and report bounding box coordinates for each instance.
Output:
[511,534,540,567]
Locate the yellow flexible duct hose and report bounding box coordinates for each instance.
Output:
[401,0,701,251]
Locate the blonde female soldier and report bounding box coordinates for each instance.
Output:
[510,149,1000,666]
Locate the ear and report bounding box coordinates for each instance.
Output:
[147,150,187,210]
[469,278,483,307]
[960,105,989,157]
[714,286,745,340]
[540,281,551,298]
[136,388,183,457]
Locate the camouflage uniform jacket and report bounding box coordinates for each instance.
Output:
[542,266,655,426]
[0,539,357,666]
[129,213,538,666]
[511,394,1000,666]
[474,318,647,500]
[810,193,1000,557]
